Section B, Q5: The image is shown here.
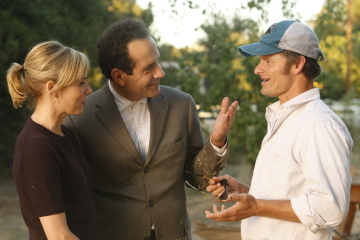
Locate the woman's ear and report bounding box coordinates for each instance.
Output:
[111,68,126,86]
[45,81,58,103]
[46,81,56,93]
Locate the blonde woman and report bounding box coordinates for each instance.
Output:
[7,41,100,240]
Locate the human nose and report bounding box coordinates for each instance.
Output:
[85,82,93,95]
[254,62,263,75]
[154,63,165,79]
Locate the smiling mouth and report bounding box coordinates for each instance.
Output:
[262,79,270,83]
[149,82,159,86]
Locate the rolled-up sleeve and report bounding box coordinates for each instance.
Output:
[291,118,353,232]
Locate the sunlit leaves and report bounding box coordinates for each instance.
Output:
[159,12,271,166]
[352,0,360,24]
[314,0,360,99]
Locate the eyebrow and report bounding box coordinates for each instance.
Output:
[143,62,156,72]
[142,57,161,73]
[260,55,273,61]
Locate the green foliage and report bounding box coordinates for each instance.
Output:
[170,52,203,101]
[160,13,273,166]
[352,0,360,24]
[314,0,360,99]
[100,0,153,26]
[244,0,299,22]
[229,57,273,165]
[314,0,347,39]
[194,15,275,166]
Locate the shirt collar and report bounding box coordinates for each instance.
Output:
[267,88,320,113]
[282,88,320,108]
[108,80,148,111]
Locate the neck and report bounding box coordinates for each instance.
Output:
[110,81,142,102]
[279,76,313,104]
[31,102,65,136]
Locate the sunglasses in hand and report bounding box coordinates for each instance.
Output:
[185,170,229,201]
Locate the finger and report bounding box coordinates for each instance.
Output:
[212,204,219,213]
[225,102,238,125]
[223,115,231,126]
[212,176,222,182]
[208,178,217,185]
[214,184,225,197]
[206,185,215,192]
[206,184,222,193]
[227,193,247,202]
[221,205,226,211]
[220,193,235,202]
[214,187,225,198]
[228,101,238,118]
[231,101,238,110]
[205,208,232,222]
[219,97,230,114]
[208,177,224,186]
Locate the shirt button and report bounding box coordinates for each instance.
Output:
[143,167,150,173]
[149,200,154,207]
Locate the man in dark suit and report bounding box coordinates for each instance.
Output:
[64,17,237,240]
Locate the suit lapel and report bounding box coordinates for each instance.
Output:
[146,92,168,163]
[95,83,143,164]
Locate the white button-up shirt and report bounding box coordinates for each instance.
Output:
[109,82,150,161]
[241,88,353,240]
[108,81,227,161]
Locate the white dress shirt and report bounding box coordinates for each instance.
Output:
[241,88,353,240]
[109,83,150,161]
[108,81,227,161]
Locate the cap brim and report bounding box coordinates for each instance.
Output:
[238,42,284,57]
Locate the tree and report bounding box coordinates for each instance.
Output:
[161,13,273,168]
[352,0,360,24]
[157,0,299,23]
[313,0,360,99]
[0,0,107,166]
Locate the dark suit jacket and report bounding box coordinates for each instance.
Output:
[64,83,227,240]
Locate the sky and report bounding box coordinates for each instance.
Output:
[136,0,325,48]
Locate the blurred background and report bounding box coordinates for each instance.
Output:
[0,0,360,239]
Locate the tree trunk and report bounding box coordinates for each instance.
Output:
[346,0,353,93]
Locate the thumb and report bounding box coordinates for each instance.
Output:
[226,193,240,202]
[227,193,247,202]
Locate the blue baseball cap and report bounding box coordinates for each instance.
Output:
[238,20,324,60]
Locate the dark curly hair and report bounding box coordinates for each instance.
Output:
[97,17,150,79]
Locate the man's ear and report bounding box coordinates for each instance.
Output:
[294,56,306,74]
[111,68,126,86]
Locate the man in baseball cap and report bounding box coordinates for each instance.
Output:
[205,20,353,239]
